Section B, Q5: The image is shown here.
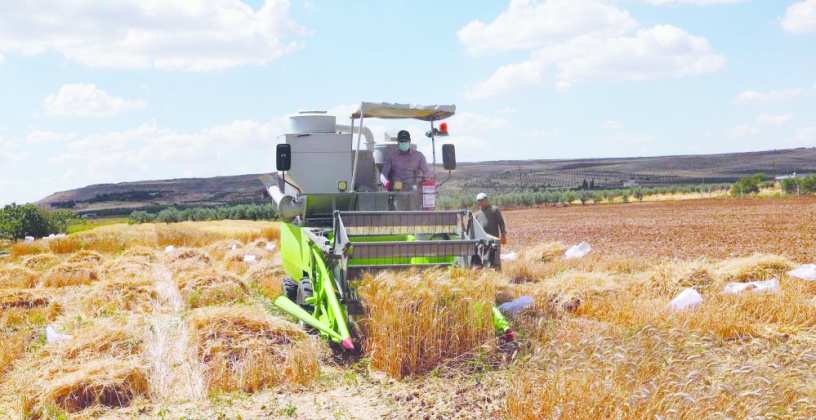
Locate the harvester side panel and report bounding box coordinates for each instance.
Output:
[280,222,313,279]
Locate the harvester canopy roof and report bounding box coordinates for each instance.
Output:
[351,102,455,121]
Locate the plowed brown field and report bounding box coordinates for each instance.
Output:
[505,197,816,262]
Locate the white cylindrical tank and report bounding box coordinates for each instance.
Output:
[290,113,337,133]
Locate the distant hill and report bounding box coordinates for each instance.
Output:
[37,147,816,216]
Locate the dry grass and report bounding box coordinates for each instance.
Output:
[21,253,62,271]
[223,249,264,275]
[205,239,245,261]
[12,317,148,416]
[358,267,505,378]
[0,330,34,378]
[243,260,285,299]
[9,241,48,258]
[82,277,158,316]
[503,241,648,283]
[42,262,99,287]
[186,305,322,393]
[0,265,41,288]
[65,250,105,265]
[175,269,250,308]
[164,248,214,275]
[101,255,155,280]
[156,225,223,248]
[506,321,816,419]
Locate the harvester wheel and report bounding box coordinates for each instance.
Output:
[296,278,317,334]
[283,277,298,302]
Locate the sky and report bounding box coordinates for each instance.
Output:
[0,0,815,206]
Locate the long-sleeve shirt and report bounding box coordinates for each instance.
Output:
[379,149,431,185]
[476,205,506,237]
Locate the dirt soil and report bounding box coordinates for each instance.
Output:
[505,197,816,262]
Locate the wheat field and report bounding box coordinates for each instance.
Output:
[2,200,816,419]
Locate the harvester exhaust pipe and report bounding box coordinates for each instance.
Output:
[260,174,304,222]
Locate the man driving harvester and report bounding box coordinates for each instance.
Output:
[379,130,434,191]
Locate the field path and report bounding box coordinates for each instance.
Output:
[146,263,206,403]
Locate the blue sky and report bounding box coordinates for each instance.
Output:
[1,0,815,205]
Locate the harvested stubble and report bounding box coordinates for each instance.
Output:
[503,241,647,283]
[13,318,148,416]
[205,239,246,261]
[122,246,159,262]
[223,248,262,275]
[175,269,249,308]
[186,305,321,392]
[21,253,62,271]
[66,250,105,265]
[83,277,158,315]
[0,265,41,288]
[101,255,155,280]
[243,260,285,298]
[1,330,34,378]
[42,262,99,287]
[358,267,505,378]
[165,248,213,275]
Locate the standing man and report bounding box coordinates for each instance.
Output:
[379,130,433,190]
[475,192,507,245]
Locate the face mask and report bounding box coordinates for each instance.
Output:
[398,142,410,152]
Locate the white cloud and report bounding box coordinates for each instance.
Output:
[523,128,560,138]
[451,112,511,131]
[786,127,816,146]
[638,0,747,4]
[0,0,305,71]
[27,130,78,144]
[44,84,146,117]
[756,113,794,126]
[46,118,288,185]
[725,125,760,137]
[782,0,816,34]
[535,25,724,84]
[457,0,637,56]
[603,120,623,130]
[497,107,519,114]
[733,88,802,104]
[0,54,4,66]
[461,0,724,98]
[465,60,545,99]
[0,136,26,170]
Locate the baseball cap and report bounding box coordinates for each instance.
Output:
[397,130,411,142]
[476,192,488,201]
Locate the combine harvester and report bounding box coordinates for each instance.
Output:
[262,102,511,350]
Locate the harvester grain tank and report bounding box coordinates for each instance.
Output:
[262,102,511,349]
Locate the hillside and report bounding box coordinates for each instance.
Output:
[36,147,816,215]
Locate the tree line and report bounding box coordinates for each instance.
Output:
[128,203,277,224]
[0,204,79,240]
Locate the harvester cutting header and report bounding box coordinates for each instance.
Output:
[261,102,511,350]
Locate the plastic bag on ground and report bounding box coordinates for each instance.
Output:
[46,325,72,343]
[265,242,276,251]
[564,241,592,259]
[668,288,703,311]
[787,264,816,281]
[722,278,780,294]
[24,236,34,243]
[243,255,257,263]
[500,252,518,261]
[230,244,238,251]
[164,245,176,253]
[498,295,535,318]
